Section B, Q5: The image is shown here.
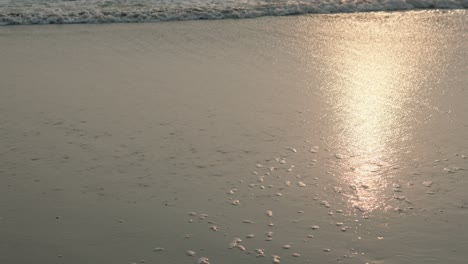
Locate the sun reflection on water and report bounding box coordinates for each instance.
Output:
[335,47,404,211]
[314,17,426,212]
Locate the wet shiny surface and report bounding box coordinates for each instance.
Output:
[317,13,448,212]
[291,10,468,213]
[1,10,467,264]
[325,22,413,212]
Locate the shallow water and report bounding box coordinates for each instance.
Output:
[0,10,467,264]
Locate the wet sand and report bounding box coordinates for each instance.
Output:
[0,10,467,264]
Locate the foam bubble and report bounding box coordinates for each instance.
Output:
[255,249,265,257]
[197,257,210,264]
[237,244,246,251]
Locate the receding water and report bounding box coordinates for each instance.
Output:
[0,10,467,264]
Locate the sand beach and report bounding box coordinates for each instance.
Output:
[1,9,467,264]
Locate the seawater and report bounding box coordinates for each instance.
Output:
[0,0,466,25]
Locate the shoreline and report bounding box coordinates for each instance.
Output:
[1,11,467,264]
[0,5,466,26]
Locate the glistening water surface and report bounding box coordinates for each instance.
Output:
[0,10,467,264]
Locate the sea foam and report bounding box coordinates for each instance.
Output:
[0,0,466,25]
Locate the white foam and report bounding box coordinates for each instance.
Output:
[0,0,466,25]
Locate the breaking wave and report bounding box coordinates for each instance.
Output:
[0,0,466,25]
